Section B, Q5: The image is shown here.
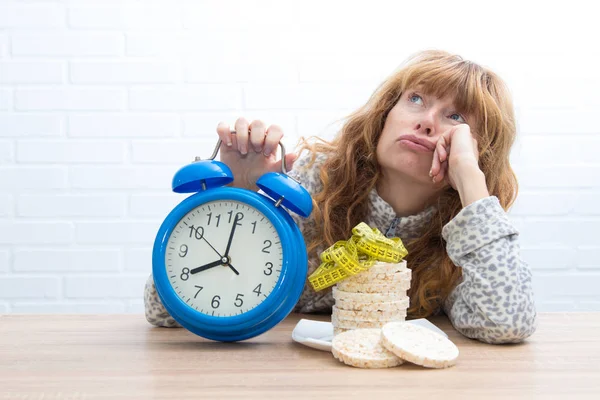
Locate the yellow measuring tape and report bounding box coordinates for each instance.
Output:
[308,222,408,292]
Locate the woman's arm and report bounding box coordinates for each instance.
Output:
[441,195,538,344]
[144,274,181,328]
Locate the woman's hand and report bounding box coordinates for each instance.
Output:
[429,124,481,190]
[216,118,297,191]
[430,124,490,207]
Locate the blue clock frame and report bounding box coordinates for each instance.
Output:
[152,138,312,342]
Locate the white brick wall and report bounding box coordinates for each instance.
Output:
[1,0,599,314]
[0,61,65,84]
[0,33,7,58]
[0,88,10,109]
[16,87,127,111]
[0,3,65,29]
[11,33,124,57]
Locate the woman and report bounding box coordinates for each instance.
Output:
[144,50,537,345]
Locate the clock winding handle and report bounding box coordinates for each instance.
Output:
[205,131,291,175]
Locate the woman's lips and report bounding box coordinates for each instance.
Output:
[398,138,434,152]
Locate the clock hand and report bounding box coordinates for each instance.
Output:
[226,262,240,275]
[192,213,242,276]
[190,259,224,275]
[190,257,240,276]
[223,213,242,258]
[202,236,224,258]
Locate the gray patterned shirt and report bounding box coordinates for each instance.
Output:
[144,154,538,344]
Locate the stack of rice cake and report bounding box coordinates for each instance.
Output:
[331,322,459,369]
[331,260,411,335]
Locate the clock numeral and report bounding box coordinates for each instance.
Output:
[206,212,221,227]
[234,293,244,308]
[253,284,262,297]
[264,262,273,276]
[262,240,272,253]
[180,267,190,281]
[228,211,245,224]
[211,295,221,309]
[251,221,257,234]
[194,285,203,299]
[178,244,188,258]
[188,225,204,240]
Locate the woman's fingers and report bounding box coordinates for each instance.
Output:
[437,160,448,183]
[437,140,448,163]
[268,152,298,174]
[430,147,440,178]
[234,117,250,155]
[430,135,448,179]
[249,120,267,153]
[438,144,451,182]
[217,116,289,166]
[215,117,293,190]
[220,118,287,159]
[285,153,298,171]
[263,124,283,157]
[216,121,233,148]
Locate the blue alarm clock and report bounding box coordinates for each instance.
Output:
[152,135,312,342]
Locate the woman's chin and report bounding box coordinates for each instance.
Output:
[393,162,432,182]
[389,168,434,186]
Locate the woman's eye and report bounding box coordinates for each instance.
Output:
[449,113,465,123]
[409,94,423,104]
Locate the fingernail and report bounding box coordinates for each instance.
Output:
[227,141,232,147]
[432,176,436,183]
[264,149,271,157]
[429,169,432,177]
[241,146,247,155]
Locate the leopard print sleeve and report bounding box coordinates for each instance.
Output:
[285,153,330,313]
[441,196,538,344]
[144,274,181,328]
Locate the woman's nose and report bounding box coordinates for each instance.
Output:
[416,110,438,136]
[415,124,432,135]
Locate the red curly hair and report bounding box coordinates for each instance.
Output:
[297,50,519,318]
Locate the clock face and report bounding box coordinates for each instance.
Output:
[165,200,283,317]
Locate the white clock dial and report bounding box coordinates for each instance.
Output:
[165,200,283,317]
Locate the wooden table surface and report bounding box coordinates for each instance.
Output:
[1,312,599,399]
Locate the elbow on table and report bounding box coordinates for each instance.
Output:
[469,312,538,345]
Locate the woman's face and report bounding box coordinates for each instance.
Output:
[376,87,469,184]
